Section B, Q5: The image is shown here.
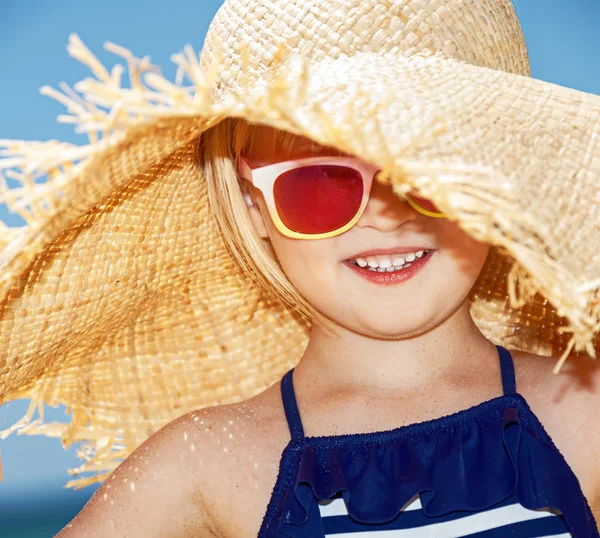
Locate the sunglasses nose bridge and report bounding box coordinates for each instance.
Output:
[369,168,390,192]
[369,167,410,202]
[371,167,399,186]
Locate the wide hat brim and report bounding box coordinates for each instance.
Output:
[1,34,599,487]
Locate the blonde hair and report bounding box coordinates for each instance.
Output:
[196,117,327,327]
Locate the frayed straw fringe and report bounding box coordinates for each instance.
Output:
[0,397,123,488]
[0,34,598,488]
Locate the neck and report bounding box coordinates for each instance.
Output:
[295,300,498,394]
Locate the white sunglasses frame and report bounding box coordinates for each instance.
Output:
[238,155,444,240]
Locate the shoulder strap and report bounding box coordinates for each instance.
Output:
[280,369,305,442]
[496,344,516,395]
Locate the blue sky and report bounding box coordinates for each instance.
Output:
[1,0,599,536]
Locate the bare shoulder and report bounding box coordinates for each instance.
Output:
[57,379,291,538]
[511,348,600,516]
[188,381,293,536]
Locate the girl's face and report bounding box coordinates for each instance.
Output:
[242,125,490,339]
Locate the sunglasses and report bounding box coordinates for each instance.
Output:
[238,155,445,240]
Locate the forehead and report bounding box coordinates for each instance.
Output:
[243,124,349,167]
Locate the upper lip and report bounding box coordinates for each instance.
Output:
[345,247,436,260]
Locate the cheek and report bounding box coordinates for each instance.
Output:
[437,220,490,280]
[258,202,338,295]
[270,235,337,295]
[258,206,349,323]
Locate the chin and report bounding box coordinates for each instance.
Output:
[351,314,434,340]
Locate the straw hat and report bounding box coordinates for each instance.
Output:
[1,0,599,489]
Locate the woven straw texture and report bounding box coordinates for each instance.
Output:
[0,0,599,488]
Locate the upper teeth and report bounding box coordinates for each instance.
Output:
[353,250,428,269]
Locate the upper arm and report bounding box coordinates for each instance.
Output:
[55,411,220,538]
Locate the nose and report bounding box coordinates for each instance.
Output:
[356,172,419,232]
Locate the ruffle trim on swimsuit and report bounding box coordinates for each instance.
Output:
[266,394,599,538]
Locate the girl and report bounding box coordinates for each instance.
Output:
[0,0,598,537]
[55,118,599,537]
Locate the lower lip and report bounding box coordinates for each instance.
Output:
[343,251,435,286]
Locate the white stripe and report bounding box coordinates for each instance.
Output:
[319,495,422,518]
[319,500,565,538]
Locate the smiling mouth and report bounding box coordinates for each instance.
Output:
[342,249,435,285]
[346,249,433,272]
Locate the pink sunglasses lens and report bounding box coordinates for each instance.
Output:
[273,165,363,234]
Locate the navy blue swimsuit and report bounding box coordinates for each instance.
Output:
[258,345,599,537]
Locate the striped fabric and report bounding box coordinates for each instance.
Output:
[318,494,572,537]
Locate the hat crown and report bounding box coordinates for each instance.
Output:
[201,0,531,94]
